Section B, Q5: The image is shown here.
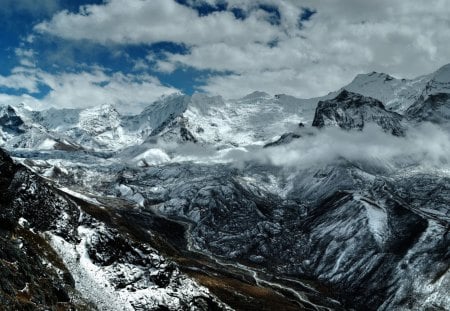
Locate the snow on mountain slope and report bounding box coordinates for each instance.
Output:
[179,92,316,147]
[0,105,26,135]
[34,104,142,150]
[124,93,191,134]
[343,64,450,113]
[0,104,82,151]
[6,104,144,151]
[421,63,450,98]
[343,72,429,113]
[0,147,232,311]
[30,107,82,131]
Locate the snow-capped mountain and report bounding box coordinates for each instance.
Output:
[1,65,450,311]
[138,91,316,147]
[342,63,450,113]
[420,63,450,99]
[343,71,429,113]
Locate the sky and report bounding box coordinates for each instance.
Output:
[1,0,450,113]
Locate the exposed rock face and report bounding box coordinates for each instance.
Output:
[0,106,25,135]
[312,90,405,135]
[406,92,450,125]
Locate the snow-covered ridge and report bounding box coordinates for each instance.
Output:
[1,63,450,153]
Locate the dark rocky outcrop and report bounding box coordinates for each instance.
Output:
[312,90,405,135]
[406,92,450,124]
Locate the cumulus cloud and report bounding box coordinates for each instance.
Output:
[31,0,450,99]
[172,0,450,97]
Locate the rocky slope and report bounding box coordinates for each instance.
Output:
[0,148,231,310]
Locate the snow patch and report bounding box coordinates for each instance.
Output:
[38,138,57,150]
[133,148,170,166]
[355,194,387,245]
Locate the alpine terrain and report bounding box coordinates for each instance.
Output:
[1,64,449,311]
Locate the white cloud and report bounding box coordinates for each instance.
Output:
[0,67,179,114]
[41,70,179,113]
[224,123,450,170]
[15,48,36,68]
[0,93,46,110]
[199,67,347,99]
[169,0,450,98]
[0,70,40,93]
[34,0,278,46]
[15,48,34,58]
[34,0,450,99]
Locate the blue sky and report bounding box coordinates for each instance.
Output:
[0,1,205,97]
[0,0,449,113]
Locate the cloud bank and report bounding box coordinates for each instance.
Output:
[236,124,450,171]
[162,124,450,172]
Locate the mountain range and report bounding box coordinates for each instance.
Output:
[0,64,449,310]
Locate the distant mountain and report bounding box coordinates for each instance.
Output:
[342,63,450,113]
